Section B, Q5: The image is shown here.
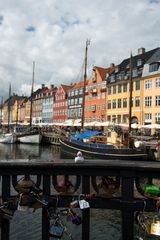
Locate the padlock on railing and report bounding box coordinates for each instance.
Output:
[0,198,17,220]
[150,214,160,236]
[49,220,64,238]
[69,209,82,225]
[78,194,90,210]
[17,194,29,212]
[15,176,42,194]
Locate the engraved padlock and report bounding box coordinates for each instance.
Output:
[49,221,64,238]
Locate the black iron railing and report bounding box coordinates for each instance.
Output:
[0,159,160,240]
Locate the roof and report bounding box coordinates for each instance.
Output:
[119,47,159,71]
[70,81,84,89]
[94,66,115,79]
[61,84,72,92]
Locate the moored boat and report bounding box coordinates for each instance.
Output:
[41,132,60,146]
[60,138,148,160]
[15,126,42,144]
[60,130,148,160]
[0,133,17,144]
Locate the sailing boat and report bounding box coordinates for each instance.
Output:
[0,83,17,143]
[16,62,42,144]
[60,43,149,160]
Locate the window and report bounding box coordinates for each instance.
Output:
[118,99,121,108]
[102,104,105,110]
[123,114,128,123]
[123,83,127,92]
[123,98,127,108]
[113,85,116,94]
[137,59,142,66]
[132,69,138,77]
[155,113,160,123]
[145,80,152,89]
[97,105,100,110]
[79,88,83,94]
[145,113,152,121]
[149,63,159,72]
[102,81,106,89]
[135,96,140,107]
[112,115,116,123]
[145,96,152,107]
[107,101,111,109]
[118,84,122,93]
[75,90,78,95]
[156,78,160,88]
[79,97,83,104]
[156,96,160,106]
[117,115,121,124]
[107,116,111,122]
[135,80,140,90]
[108,86,111,95]
[112,99,116,109]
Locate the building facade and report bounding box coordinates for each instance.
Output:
[106,47,160,125]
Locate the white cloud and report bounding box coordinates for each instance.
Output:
[0,0,160,99]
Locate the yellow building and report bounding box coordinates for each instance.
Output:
[106,47,160,126]
[142,58,160,125]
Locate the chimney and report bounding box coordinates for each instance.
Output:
[110,63,115,68]
[138,47,145,55]
[41,84,45,88]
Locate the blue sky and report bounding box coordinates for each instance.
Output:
[0,0,160,99]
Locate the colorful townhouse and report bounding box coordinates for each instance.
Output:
[32,84,48,125]
[84,66,115,123]
[12,97,27,124]
[141,49,160,125]
[42,86,56,124]
[106,47,160,125]
[2,95,21,124]
[53,84,72,123]
[67,81,84,122]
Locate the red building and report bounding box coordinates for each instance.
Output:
[53,84,72,123]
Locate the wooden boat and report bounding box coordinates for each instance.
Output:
[60,136,148,160]
[41,132,60,146]
[0,133,17,144]
[15,126,42,144]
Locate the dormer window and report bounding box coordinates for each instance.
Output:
[92,69,96,82]
[149,62,159,72]
[137,59,142,66]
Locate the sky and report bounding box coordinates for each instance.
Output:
[0,0,160,100]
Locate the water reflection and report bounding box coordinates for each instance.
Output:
[0,143,61,161]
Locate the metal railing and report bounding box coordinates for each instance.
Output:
[0,159,160,240]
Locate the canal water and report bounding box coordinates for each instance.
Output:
[0,144,156,240]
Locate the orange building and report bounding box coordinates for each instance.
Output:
[84,66,115,123]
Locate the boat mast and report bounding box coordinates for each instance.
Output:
[29,61,35,127]
[128,53,133,135]
[7,83,11,133]
[81,39,90,129]
[0,97,3,128]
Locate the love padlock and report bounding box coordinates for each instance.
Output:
[79,199,90,210]
[49,221,64,238]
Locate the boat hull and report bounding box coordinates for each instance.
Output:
[17,134,42,144]
[41,132,60,146]
[60,139,149,160]
[0,133,17,144]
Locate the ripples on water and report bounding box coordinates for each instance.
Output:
[0,143,141,239]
